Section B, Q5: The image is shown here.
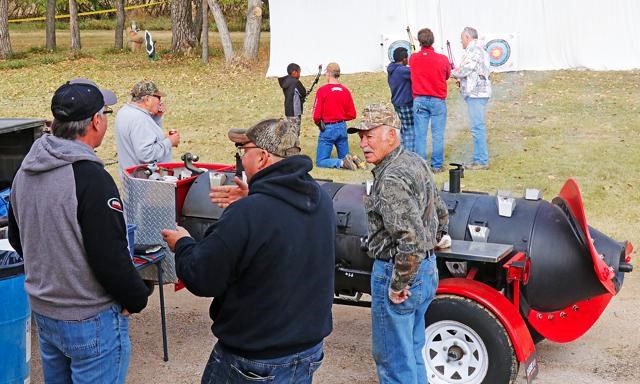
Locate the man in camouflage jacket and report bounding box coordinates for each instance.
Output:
[452,27,493,170]
[348,103,449,384]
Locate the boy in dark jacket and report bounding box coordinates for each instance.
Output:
[278,63,307,139]
[387,47,416,153]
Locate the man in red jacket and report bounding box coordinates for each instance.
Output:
[312,62,359,170]
[410,28,451,172]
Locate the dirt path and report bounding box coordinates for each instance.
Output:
[27,271,638,384]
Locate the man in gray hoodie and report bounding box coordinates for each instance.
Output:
[8,80,149,383]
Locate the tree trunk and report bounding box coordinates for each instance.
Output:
[201,0,208,63]
[242,0,262,61]
[69,0,81,52]
[193,0,202,44]
[45,0,56,50]
[170,0,196,54]
[115,0,125,50]
[207,0,233,64]
[0,0,11,59]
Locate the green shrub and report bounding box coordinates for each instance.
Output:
[39,54,65,64]
[1,60,28,69]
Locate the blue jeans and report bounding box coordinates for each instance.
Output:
[465,96,489,165]
[316,121,349,168]
[413,96,447,168]
[34,304,130,384]
[201,341,324,384]
[371,257,438,384]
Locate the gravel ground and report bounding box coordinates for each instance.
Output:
[28,270,639,384]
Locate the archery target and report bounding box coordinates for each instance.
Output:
[485,39,511,67]
[387,40,412,62]
[479,33,518,72]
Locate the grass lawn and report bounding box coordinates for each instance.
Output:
[1,29,639,249]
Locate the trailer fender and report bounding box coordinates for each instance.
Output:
[437,278,536,364]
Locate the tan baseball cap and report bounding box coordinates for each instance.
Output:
[347,103,400,133]
[228,118,301,158]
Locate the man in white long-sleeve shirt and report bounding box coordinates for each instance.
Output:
[115,80,180,173]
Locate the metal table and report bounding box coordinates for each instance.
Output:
[133,251,169,361]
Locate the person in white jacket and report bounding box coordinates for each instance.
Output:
[452,27,492,170]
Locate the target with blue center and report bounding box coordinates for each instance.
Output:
[388,40,412,62]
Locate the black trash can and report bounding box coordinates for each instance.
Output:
[0,119,46,187]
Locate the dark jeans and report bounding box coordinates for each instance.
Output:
[202,341,324,384]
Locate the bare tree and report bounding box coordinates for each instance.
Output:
[193,0,202,44]
[0,0,11,59]
[207,0,233,64]
[242,0,263,61]
[170,0,197,54]
[69,0,81,52]
[45,0,56,50]
[201,0,208,63]
[115,0,125,49]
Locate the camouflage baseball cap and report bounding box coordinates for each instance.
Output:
[228,118,301,158]
[131,80,166,98]
[347,103,400,133]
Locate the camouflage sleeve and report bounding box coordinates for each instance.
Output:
[451,49,477,79]
[435,193,449,239]
[377,175,427,292]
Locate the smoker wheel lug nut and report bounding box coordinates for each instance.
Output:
[560,312,567,318]
[536,313,543,319]
[547,314,554,320]
[573,305,579,311]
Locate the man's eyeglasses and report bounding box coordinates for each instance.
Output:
[149,94,162,102]
[102,106,113,115]
[236,145,261,157]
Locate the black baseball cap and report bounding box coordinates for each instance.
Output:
[51,79,117,122]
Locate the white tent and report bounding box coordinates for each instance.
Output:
[267,0,640,76]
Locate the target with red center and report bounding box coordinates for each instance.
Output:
[485,39,511,67]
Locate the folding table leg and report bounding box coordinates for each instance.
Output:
[156,262,169,361]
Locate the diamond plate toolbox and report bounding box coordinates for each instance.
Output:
[123,175,178,282]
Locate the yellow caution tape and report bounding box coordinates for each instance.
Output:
[9,1,166,23]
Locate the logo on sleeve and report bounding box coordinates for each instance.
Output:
[107,198,123,213]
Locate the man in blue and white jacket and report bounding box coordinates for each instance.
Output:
[9,80,149,383]
[452,27,493,170]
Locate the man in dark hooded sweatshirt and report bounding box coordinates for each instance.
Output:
[387,47,416,153]
[8,79,149,383]
[161,118,335,384]
[278,63,307,140]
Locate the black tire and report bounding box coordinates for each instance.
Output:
[423,295,519,384]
